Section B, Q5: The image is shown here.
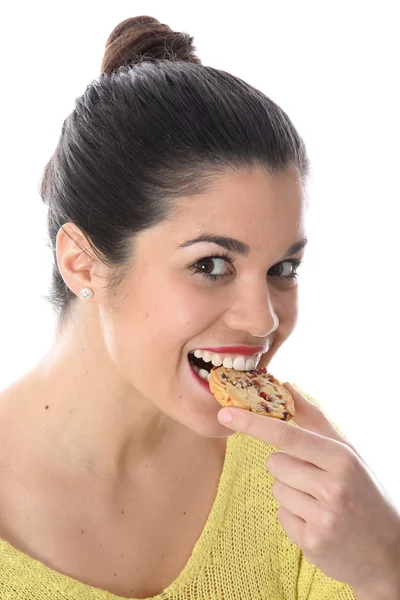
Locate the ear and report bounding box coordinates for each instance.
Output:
[56,223,100,298]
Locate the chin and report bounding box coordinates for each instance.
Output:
[174,406,234,439]
[191,420,235,439]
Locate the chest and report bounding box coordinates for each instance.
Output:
[58,489,213,597]
[0,446,226,599]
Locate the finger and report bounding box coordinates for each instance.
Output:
[276,505,305,548]
[285,383,362,459]
[272,480,320,522]
[267,451,323,499]
[217,406,345,471]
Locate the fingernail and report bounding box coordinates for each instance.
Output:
[218,409,233,424]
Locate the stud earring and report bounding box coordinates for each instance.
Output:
[80,287,94,300]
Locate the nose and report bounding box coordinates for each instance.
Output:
[222,279,278,338]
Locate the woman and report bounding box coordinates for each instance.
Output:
[0,15,399,600]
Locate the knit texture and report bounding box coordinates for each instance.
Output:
[0,384,356,599]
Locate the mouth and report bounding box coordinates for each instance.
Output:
[188,347,264,384]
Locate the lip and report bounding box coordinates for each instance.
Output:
[192,345,266,356]
[190,367,214,393]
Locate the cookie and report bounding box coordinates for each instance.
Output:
[209,366,295,421]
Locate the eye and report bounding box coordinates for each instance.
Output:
[190,254,234,281]
[268,258,303,281]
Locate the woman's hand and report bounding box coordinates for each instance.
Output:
[217,383,400,597]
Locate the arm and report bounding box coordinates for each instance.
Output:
[302,565,356,600]
[353,572,400,600]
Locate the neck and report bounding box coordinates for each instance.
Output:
[10,308,187,484]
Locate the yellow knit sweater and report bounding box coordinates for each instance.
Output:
[0,385,356,600]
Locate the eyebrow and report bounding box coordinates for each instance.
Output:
[178,234,308,259]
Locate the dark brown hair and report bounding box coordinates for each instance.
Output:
[40,15,309,322]
[101,16,202,72]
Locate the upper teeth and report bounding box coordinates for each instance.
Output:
[192,349,261,371]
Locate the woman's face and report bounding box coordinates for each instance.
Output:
[98,167,308,437]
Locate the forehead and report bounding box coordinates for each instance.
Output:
[169,167,307,251]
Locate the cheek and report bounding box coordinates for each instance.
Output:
[141,280,219,339]
[100,279,221,379]
[272,286,299,339]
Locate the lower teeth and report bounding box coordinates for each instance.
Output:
[190,359,211,382]
[198,368,210,382]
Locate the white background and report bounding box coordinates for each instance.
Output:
[0,1,399,508]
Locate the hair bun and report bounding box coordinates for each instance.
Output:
[101,15,201,74]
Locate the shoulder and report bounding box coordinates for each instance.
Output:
[0,385,31,541]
